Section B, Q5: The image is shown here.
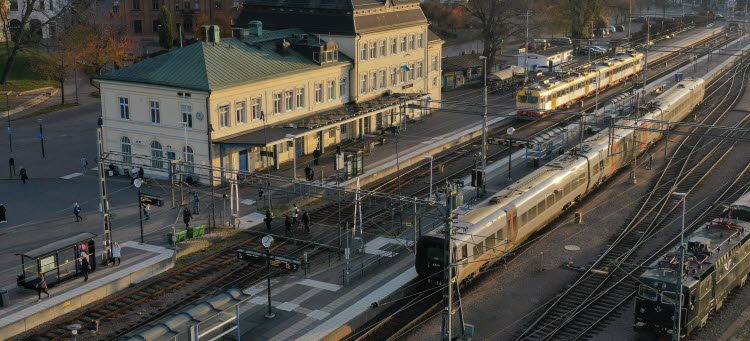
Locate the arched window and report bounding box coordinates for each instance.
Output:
[183,146,194,174]
[121,136,132,164]
[150,141,163,169]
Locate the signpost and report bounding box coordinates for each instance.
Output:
[236,247,301,272]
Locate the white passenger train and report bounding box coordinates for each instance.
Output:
[516,52,645,118]
[417,78,705,284]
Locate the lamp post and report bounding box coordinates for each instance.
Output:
[134,178,144,244]
[285,134,296,180]
[262,235,275,319]
[479,55,488,194]
[6,92,11,153]
[671,191,687,341]
[507,127,515,181]
[424,155,433,200]
[37,119,45,158]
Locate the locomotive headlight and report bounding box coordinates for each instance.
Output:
[640,308,645,314]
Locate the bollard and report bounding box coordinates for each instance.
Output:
[574,212,583,224]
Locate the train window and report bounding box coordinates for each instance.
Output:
[579,173,586,182]
[661,291,677,305]
[529,206,537,220]
[564,182,572,194]
[528,97,538,104]
[518,95,527,102]
[537,201,545,213]
[486,235,495,249]
[592,166,599,176]
[521,212,527,226]
[638,285,658,301]
[497,229,504,242]
[473,245,480,260]
[547,194,554,207]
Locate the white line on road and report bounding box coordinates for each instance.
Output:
[60,173,83,180]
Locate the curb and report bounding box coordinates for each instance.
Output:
[0,88,59,120]
[17,86,54,96]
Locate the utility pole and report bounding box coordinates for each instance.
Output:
[644,16,650,88]
[524,10,530,84]
[479,56,488,195]
[6,92,11,153]
[672,192,687,341]
[96,117,114,265]
[440,186,454,341]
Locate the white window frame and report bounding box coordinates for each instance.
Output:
[409,34,416,50]
[418,33,424,48]
[391,67,397,86]
[314,83,323,103]
[371,72,377,92]
[219,105,230,128]
[391,37,397,54]
[379,70,386,89]
[121,136,132,164]
[119,97,130,119]
[369,42,377,59]
[410,62,416,80]
[285,90,294,112]
[327,80,335,101]
[181,104,193,128]
[149,100,160,124]
[150,140,164,169]
[235,100,247,124]
[296,87,305,109]
[339,78,347,98]
[251,97,262,120]
[360,74,368,94]
[432,55,438,71]
[360,43,368,61]
[400,36,407,53]
[273,92,282,114]
[380,40,387,57]
[417,62,423,78]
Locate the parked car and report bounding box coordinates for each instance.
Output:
[591,46,609,53]
[615,25,625,32]
[607,26,616,33]
[551,37,573,45]
[633,16,647,23]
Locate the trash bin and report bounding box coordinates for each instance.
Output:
[0,288,10,307]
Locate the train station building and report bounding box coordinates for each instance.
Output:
[96,0,443,184]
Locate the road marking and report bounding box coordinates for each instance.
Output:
[298,279,342,292]
[240,199,256,205]
[60,173,82,180]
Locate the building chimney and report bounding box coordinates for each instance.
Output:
[201,25,220,43]
[248,20,263,37]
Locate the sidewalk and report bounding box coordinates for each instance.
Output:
[0,242,173,338]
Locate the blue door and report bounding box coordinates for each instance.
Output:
[239,149,249,172]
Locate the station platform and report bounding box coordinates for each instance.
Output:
[0,242,173,338]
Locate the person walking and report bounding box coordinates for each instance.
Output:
[646,154,654,170]
[192,192,200,214]
[264,209,273,231]
[313,148,321,165]
[0,204,6,223]
[130,168,138,185]
[183,206,192,229]
[36,272,50,301]
[8,157,15,177]
[301,209,310,233]
[73,202,83,222]
[284,215,293,237]
[291,204,299,226]
[112,242,121,266]
[81,157,89,174]
[304,165,312,181]
[309,168,315,182]
[143,204,150,220]
[81,253,90,282]
[258,188,264,201]
[19,166,28,184]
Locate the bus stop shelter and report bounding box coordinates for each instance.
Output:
[17,232,97,289]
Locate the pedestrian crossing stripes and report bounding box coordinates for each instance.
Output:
[60,173,83,180]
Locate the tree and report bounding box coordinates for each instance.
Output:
[567,0,603,39]
[194,13,209,38]
[0,0,77,84]
[158,5,174,50]
[464,0,524,71]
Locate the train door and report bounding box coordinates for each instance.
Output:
[504,206,517,242]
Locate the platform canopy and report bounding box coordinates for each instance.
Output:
[20,232,97,259]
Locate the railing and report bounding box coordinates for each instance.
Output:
[340,242,405,286]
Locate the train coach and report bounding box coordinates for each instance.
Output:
[634,192,750,338]
[417,78,705,287]
[516,51,644,118]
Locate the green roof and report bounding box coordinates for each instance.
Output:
[97,36,352,91]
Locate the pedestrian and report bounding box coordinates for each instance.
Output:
[192,191,200,214]
[646,154,654,170]
[313,148,321,165]
[309,168,315,182]
[304,165,312,181]
[183,206,192,229]
[81,253,90,282]
[8,157,15,177]
[36,272,50,301]
[264,209,273,231]
[301,209,310,233]
[81,157,89,174]
[19,166,27,184]
[258,188,264,201]
[291,204,299,226]
[137,167,144,179]
[0,204,6,223]
[73,202,83,222]
[112,242,121,266]
[284,214,293,237]
[130,168,138,185]
[143,204,150,220]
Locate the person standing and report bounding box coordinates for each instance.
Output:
[264,209,273,231]
[304,165,312,181]
[291,204,299,226]
[19,166,28,184]
[646,154,654,170]
[81,253,90,282]
[143,204,150,220]
[0,204,6,223]
[258,188,264,201]
[36,272,50,301]
[183,206,192,229]
[301,209,310,233]
[313,148,321,165]
[73,202,83,222]
[284,215,293,237]
[130,168,138,185]
[112,242,121,266]
[137,167,144,179]
[310,168,315,182]
[8,157,15,177]
[192,192,200,214]
[81,157,89,174]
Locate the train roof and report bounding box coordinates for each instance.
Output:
[521,52,643,93]
[640,216,750,290]
[646,78,704,113]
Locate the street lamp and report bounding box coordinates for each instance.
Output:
[671,191,687,341]
[134,178,145,244]
[507,127,515,181]
[424,155,433,200]
[479,55,488,194]
[262,235,275,319]
[285,134,296,180]
[5,92,11,153]
[37,119,45,159]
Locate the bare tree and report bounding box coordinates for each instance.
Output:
[0,0,78,84]
[464,0,524,70]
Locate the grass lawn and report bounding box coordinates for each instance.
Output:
[0,48,57,92]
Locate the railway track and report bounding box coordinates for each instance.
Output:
[15,237,304,341]
[514,56,750,341]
